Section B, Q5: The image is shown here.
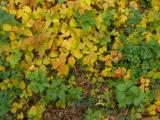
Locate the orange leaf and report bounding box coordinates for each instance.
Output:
[156,106,160,113]
[113,68,126,78]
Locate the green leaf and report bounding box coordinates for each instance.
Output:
[119,99,127,108]
[51,78,63,88]
[68,87,82,100]
[133,98,141,106]
[27,70,49,94]
[84,109,102,120]
[117,84,126,92]
[0,9,17,26]
[75,10,96,31]
[58,0,65,3]
[125,96,133,105]
[125,80,133,89]
[7,49,22,68]
[0,71,10,79]
[0,90,11,118]
[0,31,9,46]
[58,90,66,101]
[101,9,115,27]
[127,7,143,25]
[117,91,125,100]
[129,86,140,95]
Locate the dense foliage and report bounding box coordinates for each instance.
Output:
[0,0,160,119]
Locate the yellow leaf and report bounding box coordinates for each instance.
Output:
[69,18,76,27]
[79,0,92,12]
[101,67,112,77]
[0,65,5,71]
[48,39,53,49]
[151,0,160,11]
[16,9,24,19]
[11,107,17,113]
[57,64,69,75]
[147,104,157,116]
[9,9,17,15]
[155,100,160,106]
[32,8,44,19]
[3,24,12,31]
[24,29,33,37]
[45,21,51,29]
[28,106,37,116]
[147,11,154,22]
[17,112,24,120]
[140,17,147,28]
[83,55,90,65]
[12,26,19,32]
[52,60,61,69]
[23,5,32,14]
[145,79,150,86]
[22,13,29,23]
[123,69,131,80]
[9,32,16,40]
[97,47,106,55]
[50,51,58,58]
[28,65,35,71]
[52,55,67,70]
[156,33,160,44]
[15,0,19,5]
[60,31,70,38]
[95,100,105,106]
[71,49,83,59]
[61,38,77,50]
[120,15,127,23]
[68,56,75,66]
[59,54,67,64]
[124,74,130,80]
[20,81,26,90]
[26,19,34,27]
[35,59,43,65]
[43,57,50,65]
[89,52,97,64]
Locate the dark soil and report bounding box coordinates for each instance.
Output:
[43,106,87,120]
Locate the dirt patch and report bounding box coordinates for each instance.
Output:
[43,106,87,120]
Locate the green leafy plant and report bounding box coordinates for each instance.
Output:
[83,109,102,120]
[27,70,50,94]
[0,31,9,46]
[75,10,96,31]
[127,7,143,25]
[0,90,11,118]
[0,0,160,119]
[44,78,68,104]
[118,37,160,79]
[101,9,115,27]
[116,80,146,108]
[0,9,16,45]
[7,49,22,69]
[44,78,82,107]
[0,9,17,26]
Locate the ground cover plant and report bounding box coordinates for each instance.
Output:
[0,0,160,119]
